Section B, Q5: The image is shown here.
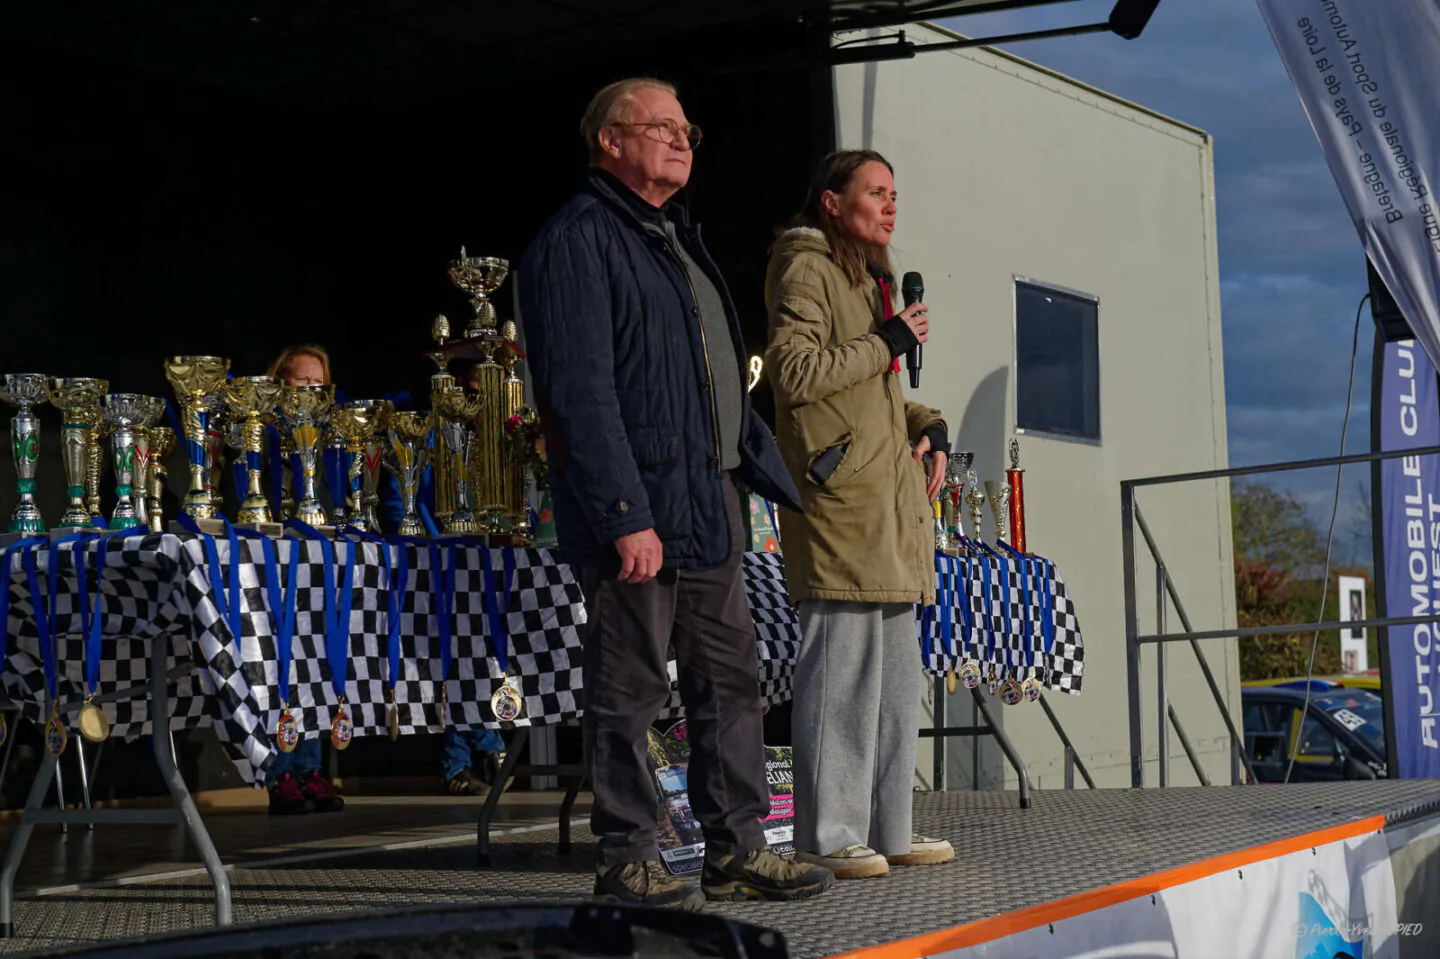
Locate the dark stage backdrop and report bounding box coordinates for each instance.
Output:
[0,31,827,784]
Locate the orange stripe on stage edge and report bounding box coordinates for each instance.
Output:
[827,814,1387,959]
[1005,469,1025,554]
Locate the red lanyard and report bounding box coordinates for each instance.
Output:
[876,274,901,374]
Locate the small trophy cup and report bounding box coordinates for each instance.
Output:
[948,451,973,542]
[500,319,529,539]
[0,374,52,535]
[433,388,482,535]
[50,377,110,530]
[163,356,230,522]
[202,391,227,515]
[329,399,391,534]
[427,314,458,529]
[132,424,153,528]
[100,394,165,530]
[278,384,334,529]
[985,479,1012,545]
[148,427,176,533]
[447,248,509,337]
[1006,437,1026,553]
[385,411,432,537]
[223,376,283,529]
[964,469,987,544]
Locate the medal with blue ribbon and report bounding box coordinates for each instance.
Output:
[232,526,300,753]
[997,541,1041,702]
[77,527,149,742]
[480,546,523,723]
[955,552,982,690]
[425,541,455,730]
[0,536,46,748]
[28,533,92,755]
[973,547,1001,694]
[309,526,356,750]
[347,529,406,740]
[992,551,1024,705]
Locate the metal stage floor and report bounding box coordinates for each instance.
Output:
[1,781,1438,957]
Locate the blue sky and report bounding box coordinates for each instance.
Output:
[939,0,1377,545]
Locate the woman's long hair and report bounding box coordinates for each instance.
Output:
[788,149,895,287]
[266,344,332,386]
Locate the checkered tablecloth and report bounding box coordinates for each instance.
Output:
[0,536,1080,785]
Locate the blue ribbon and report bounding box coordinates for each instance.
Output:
[1033,556,1057,665]
[996,542,1036,672]
[479,545,516,677]
[266,424,285,517]
[426,541,455,685]
[956,551,976,660]
[231,457,248,509]
[322,446,346,521]
[0,537,45,676]
[289,520,355,700]
[346,529,406,691]
[80,528,149,697]
[178,514,243,647]
[24,533,91,705]
[232,527,299,710]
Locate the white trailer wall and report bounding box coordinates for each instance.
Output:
[832,23,1238,788]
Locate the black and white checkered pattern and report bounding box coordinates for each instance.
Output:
[917,550,1085,694]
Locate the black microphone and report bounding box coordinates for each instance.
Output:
[901,271,924,389]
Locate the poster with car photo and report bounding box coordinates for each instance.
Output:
[646,720,795,876]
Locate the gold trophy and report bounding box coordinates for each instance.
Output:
[432,388,481,535]
[100,395,165,530]
[447,248,509,337]
[50,378,110,530]
[985,480,1012,545]
[385,411,432,537]
[964,470,987,545]
[223,376,283,529]
[277,384,334,529]
[499,319,530,540]
[163,356,230,522]
[426,314,458,528]
[329,400,392,534]
[148,427,176,533]
[202,391,228,515]
[469,340,507,535]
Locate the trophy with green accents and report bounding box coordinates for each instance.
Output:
[0,374,52,536]
[101,394,166,530]
[50,377,110,531]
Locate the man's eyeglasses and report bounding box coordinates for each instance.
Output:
[612,119,703,149]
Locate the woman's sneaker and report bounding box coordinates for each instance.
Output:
[594,860,705,912]
[794,844,889,879]
[884,835,955,866]
[702,847,835,902]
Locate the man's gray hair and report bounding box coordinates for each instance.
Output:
[580,78,678,167]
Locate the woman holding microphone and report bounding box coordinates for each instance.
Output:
[765,150,953,879]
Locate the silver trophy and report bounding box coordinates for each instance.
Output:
[0,374,52,534]
[100,394,166,530]
[945,451,972,543]
[278,385,335,529]
[984,479,1012,544]
[964,469,987,544]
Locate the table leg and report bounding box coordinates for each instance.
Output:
[73,738,94,831]
[477,727,528,868]
[148,639,231,926]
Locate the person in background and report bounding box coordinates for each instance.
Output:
[765,150,953,878]
[264,344,346,816]
[519,77,830,910]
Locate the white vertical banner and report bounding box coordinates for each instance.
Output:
[1255,0,1440,366]
[1338,574,1368,673]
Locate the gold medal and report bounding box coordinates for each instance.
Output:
[387,692,401,742]
[1021,676,1041,703]
[985,664,1000,696]
[275,710,300,754]
[490,679,523,723]
[1000,678,1024,706]
[46,707,67,756]
[438,684,448,731]
[330,703,354,751]
[946,670,958,696]
[78,699,110,743]
[959,659,982,690]
[0,711,7,749]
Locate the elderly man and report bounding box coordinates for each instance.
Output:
[519,78,832,910]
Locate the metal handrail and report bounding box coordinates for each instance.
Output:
[1122,443,1440,789]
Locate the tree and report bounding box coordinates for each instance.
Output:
[1231,482,1342,680]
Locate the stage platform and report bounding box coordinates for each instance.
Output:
[0,781,1438,957]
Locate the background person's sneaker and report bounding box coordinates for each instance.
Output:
[299,769,346,813]
[885,835,955,866]
[594,860,705,912]
[794,844,888,879]
[267,772,313,816]
[445,768,491,797]
[702,847,836,901]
